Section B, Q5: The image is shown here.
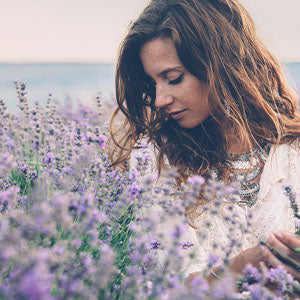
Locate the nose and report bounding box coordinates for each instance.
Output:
[155,84,174,109]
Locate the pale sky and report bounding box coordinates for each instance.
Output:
[0,0,300,63]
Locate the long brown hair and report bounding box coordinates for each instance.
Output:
[109,0,300,182]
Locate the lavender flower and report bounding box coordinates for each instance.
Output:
[0,152,17,177]
[181,240,194,250]
[0,83,297,299]
[207,253,220,268]
[43,152,54,165]
[243,263,261,282]
[284,185,300,235]
[0,186,20,211]
[267,265,294,295]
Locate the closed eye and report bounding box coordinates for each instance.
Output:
[168,73,184,85]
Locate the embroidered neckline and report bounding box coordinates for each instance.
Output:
[211,142,272,208]
[227,141,272,207]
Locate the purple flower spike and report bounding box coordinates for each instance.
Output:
[267,265,294,295]
[98,135,107,148]
[17,265,54,300]
[43,152,54,165]
[188,175,205,186]
[150,237,162,250]
[247,283,272,300]
[207,253,220,268]
[295,219,300,229]
[171,224,184,239]
[243,263,261,283]
[181,240,194,250]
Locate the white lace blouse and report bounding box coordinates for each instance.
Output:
[131,140,300,279]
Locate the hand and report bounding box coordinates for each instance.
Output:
[188,245,266,286]
[260,231,300,280]
[229,244,265,274]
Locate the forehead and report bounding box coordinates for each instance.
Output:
[139,38,183,75]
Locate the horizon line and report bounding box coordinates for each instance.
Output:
[0,60,299,65]
[0,59,116,64]
[0,62,116,64]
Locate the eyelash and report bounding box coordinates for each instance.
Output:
[168,73,184,85]
[149,73,184,87]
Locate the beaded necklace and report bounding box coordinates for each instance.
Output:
[227,141,272,207]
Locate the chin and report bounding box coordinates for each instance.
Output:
[178,119,205,129]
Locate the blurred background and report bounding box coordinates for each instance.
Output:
[1,0,300,112]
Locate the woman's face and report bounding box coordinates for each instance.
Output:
[140,38,210,128]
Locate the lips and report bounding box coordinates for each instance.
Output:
[169,109,187,120]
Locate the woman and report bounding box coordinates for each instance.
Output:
[109,0,300,285]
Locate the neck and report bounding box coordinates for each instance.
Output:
[224,128,254,154]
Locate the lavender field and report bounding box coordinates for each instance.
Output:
[0,81,300,299]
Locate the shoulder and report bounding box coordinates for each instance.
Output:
[287,139,300,159]
[265,139,300,173]
[285,139,300,189]
[268,139,300,171]
[259,139,300,198]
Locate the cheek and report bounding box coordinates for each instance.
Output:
[191,83,209,109]
[198,82,209,99]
